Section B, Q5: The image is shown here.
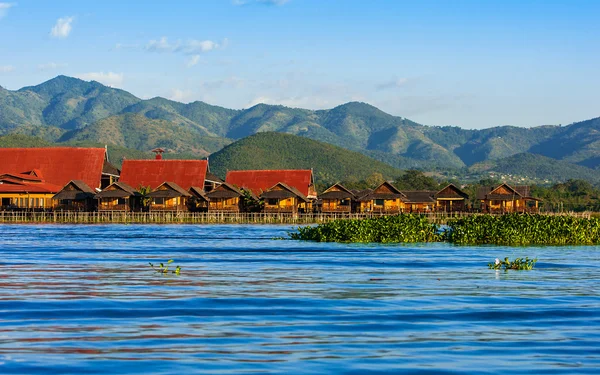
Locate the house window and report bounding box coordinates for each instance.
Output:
[117,198,126,205]
[268,198,278,205]
[375,199,384,206]
[340,199,350,206]
[154,198,165,205]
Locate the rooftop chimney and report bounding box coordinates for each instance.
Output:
[152,148,165,160]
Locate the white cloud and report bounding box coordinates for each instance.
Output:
[76,72,124,87]
[169,89,194,103]
[38,62,68,71]
[0,65,14,73]
[145,37,224,54]
[186,55,201,68]
[0,2,15,19]
[50,16,74,38]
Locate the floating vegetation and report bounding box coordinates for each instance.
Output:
[488,257,537,271]
[289,214,442,243]
[445,214,600,246]
[149,259,181,275]
[290,213,600,246]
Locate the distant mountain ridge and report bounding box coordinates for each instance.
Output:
[1,75,600,178]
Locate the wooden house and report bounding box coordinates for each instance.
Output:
[147,182,191,211]
[53,180,97,211]
[319,183,355,213]
[206,182,244,212]
[0,147,118,210]
[0,171,62,210]
[435,184,469,212]
[477,183,540,213]
[356,182,406,213]
[225,169,317,211]
[188,187,209,212]
[204,172,223,193]
[261,182,308,213]
[95,182,141,211]
[402,191,436,213]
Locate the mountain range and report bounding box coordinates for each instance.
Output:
[1,75,600,183]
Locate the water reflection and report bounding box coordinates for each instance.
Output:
[0,224,598,374]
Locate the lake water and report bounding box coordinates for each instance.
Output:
[0,224,598,374]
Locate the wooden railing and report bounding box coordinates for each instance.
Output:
[0,210,591,225]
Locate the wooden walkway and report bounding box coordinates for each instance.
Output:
[0,211,592,225]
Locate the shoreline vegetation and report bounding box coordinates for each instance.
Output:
[290,213,600,246]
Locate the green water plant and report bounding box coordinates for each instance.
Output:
[149,259,181,275]
[488,257,537,271]
[445,213,600,246]
[289,214,442,243]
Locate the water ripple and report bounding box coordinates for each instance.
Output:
[0,224,598,374]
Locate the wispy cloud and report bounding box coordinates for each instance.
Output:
[50,16,74,38]
[233,0,290,6]
[186,55,201,68]
[38,62,68,71]
[145,37,225,54]
[169,88,194,103]
[76,72,124,87]
[0,65,15,73]
[376,77,410,91]
[0,2,15,19]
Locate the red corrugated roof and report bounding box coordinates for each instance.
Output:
[225,169,313,196]
[120,159,208,190]
[0,180,63,193]
[0,147,106,189]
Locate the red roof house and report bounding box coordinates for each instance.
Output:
[119,159,208,191]
[225,169,316,199]
[0,147,109,189]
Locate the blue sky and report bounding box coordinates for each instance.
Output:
[0,0,598,129]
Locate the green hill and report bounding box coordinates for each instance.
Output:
[209,132,403,184]
[469,153,600,183]
[2,75,600,181]
[61,113,231,157]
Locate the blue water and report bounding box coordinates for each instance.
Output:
[0,224,598,374]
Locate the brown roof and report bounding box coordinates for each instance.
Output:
[260,182,308,202]
[147,181,192,198]
[189,186,209,201]
[102,161,120,177]
[206,182,243,199]
[358,182,405,201]
[53,180,96,200]
[205,172,223,183]
[436,183,469,199]
[477,184,537,200]
[319,183,355,200]
[95,181,140,198]
[402,191,436,203]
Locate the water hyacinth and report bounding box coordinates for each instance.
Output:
[445,213,600,246]
[289,214,442,243]
[488,257,537,270]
